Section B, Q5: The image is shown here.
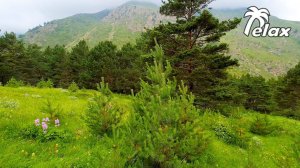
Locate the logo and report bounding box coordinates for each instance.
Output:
[244,6,291,37]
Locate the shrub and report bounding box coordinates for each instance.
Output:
[5,77,24,88]
[21,125,42,139]
[214,123,250,148]
[120,44,209,167]
[86,44,209,167]
[40,100,62,120]
[86,96,123,136]
[250,116,277,136]
[36,78,54,88]
[21,118,72,142]
[40,128,72,142]
[86,80,123,136]
[96,77,112,96]
[68,81,79,93]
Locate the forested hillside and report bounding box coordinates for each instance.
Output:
[21,1,300,77]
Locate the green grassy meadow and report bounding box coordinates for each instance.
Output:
[0,86,299,167]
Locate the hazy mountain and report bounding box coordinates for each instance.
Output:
[21,1,172,48]
[21,1,300,78]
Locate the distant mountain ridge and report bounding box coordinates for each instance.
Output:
[21,1,300,78]
[22,1,172,48]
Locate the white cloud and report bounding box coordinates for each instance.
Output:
[211,0,300,21]
[0,0,299,34]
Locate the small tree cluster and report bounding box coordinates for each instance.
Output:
[87,44,209,167]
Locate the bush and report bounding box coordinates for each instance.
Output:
[85,44,209,167]
[40,128,73,142]
[214,123,250,148]
[86,96,123,136]
[120,45,209,167]
[86,80,123,136]
[96,77,112,96]
[36,78,54,88]
[250,116,277,136]
[68,81,79,93]
[21,125,72,142]
[21,125,42,139]
[21,119,72,142]
[5,77,24,88]
[40,100,62,120]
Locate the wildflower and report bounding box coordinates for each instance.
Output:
[43,117,50,122]
[55,119,60,127]
[42,122,48,133]
[34,119,40,126]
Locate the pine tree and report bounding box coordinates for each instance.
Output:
[51,45,72,87]
[275,62,300,119]
[137,0,241,108]
[0,32,34,84]
[114,43,144,93]
[237,74,273,113]
[25,44,45,84]
[122,44,208,167]
[87,41,118,88]
[69,40,90,88]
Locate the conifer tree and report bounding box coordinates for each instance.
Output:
[138,0,241,108]
[0,32,34,84]
[122,44,208,167]
[69,40,90,88]
[275,62,300,118]
[87,41,118,88]
[237,74,273,113]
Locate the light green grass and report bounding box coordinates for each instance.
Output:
[0,86,299,167]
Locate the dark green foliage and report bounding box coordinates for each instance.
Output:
[5,77,24,88]
[0,32,144,93]
[137,0,241,109]
[114,43,144,93]
[86,41,118,88]
[21,125,42,140]
[213,124,249,148]
[69,40,90,88]
[0,33,30,83]
[36,78,54,88]
[250,116,277,136]
[237,74,274,113]
[275,62,300,119]
[86,42,143,93]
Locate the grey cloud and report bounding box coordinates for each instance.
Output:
[0,0,299,34]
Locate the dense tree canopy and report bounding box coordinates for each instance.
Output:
[0,33,143,93]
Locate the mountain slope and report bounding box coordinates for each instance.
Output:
[22,1,172,48]
[21,1,300,78]
[213,9,300,77]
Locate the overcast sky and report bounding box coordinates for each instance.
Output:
[0,0,299,34]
